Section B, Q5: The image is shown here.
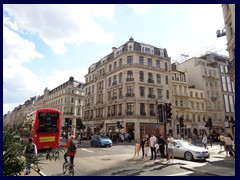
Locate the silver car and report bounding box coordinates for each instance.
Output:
[172,140,210,161]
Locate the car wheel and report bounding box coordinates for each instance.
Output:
[184,151,193,161]
[98,142,101,147]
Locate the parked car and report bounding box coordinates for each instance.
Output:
[173,140,210,161]
[90,135,112,147]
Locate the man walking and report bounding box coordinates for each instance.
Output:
[167,133,174,164]
[158,134,166,160]
[149,134,157,160]
[23,138,37,175]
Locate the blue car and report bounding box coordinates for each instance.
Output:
[90,135,112,147]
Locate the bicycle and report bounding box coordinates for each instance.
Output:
[62,162,74,176]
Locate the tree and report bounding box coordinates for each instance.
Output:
[3,121,64,176]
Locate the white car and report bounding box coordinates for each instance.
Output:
[172,140,210,161]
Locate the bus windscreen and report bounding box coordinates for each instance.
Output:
[37,112,59,133]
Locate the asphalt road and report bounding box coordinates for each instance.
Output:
[35,140,234,176]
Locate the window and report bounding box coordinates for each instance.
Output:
[108,77,111,87]
[148,72,153,79]
[195,92,198,98]
[109,64,112,72]
[157,74,161,84]
[229,96,234,113]
[226,77,232,92]
[114,62,117,69]
[140,87,145,97]
[113,75,117,84]
[127,86,134,94]
[127,103,134,115]
[127,56,133,64]
[165,62,168,71]
[139,57,144,65]
[201,93,203,98]
[191,102,194,109]
[108,91,111,101]
[149,104,155,116]
[119,104,122,115]
[180,100,183,107]
[119,88,122,98]
[156,60,160,68]
[202,103,204,110]
[119,73,122,83]
[148,58,152,67]
[140,103,145,115]
[157,89,162,98]
[166,75,168,84]
[220,65,224,73]
[224,95,230,112]
[175,100,178,106]
[221,76,227,91]
[128,45,133,51]
[149,88,154,95]
[225,66,228,74]
[166,90,169,99]
[127,71,133,78]
[139,71,144,82]
[119,59,122,67]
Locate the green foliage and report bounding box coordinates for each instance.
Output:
[3,123,63,176]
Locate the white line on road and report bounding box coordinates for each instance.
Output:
[167,171,193,176]
[81,148,93,153]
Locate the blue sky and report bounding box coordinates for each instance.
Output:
[3,4,228,115]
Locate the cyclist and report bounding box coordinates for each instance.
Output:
[64,135,77,168]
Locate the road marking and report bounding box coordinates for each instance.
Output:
[167,171,193,176]
[81,148,93,153]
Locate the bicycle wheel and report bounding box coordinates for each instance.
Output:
[69,168,74,176]
[62,163,67,174]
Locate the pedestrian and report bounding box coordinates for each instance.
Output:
[149,133,157,160]
[188,132,193,144]
[23,138,37,175]
[133,139,141,158]
[64,135,77,168]
[141,137,147,158]
[158,134,166,160]
[219,133,225,152]
[225,134,235,158]
[144,142,150,159]
[192,133,197,146]
[167,133,174,164]
[202,134,208,149]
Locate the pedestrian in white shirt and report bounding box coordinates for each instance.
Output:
[167,133,174,164]
[149,134,157,160]
[202,134,208,149]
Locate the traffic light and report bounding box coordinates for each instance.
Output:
[158,104,164,122]
[165,103,172,120]
[117,121,120,129]
[65,118,69,127]
[180,117,184,127]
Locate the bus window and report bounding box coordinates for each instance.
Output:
[37,112,59,133]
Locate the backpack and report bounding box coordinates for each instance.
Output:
[25,143,35,154]
[68,141,77,152]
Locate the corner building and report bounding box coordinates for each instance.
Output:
[83,37,172,140]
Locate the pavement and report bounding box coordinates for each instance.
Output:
[20,142,235,176]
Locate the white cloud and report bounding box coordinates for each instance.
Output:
[3,4,116,54]
[127,4,152,13]
[3,22,44,114]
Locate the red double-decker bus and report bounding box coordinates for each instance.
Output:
[30,108,61,150]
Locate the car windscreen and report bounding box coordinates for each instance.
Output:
[178,141,194,147]
[99,135,109,139]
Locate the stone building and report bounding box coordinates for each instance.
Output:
[83,37,172,140]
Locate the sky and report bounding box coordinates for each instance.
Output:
[3,4,228,115]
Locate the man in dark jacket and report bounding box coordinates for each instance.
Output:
[157,134,166,160]
[140,137,147,158]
